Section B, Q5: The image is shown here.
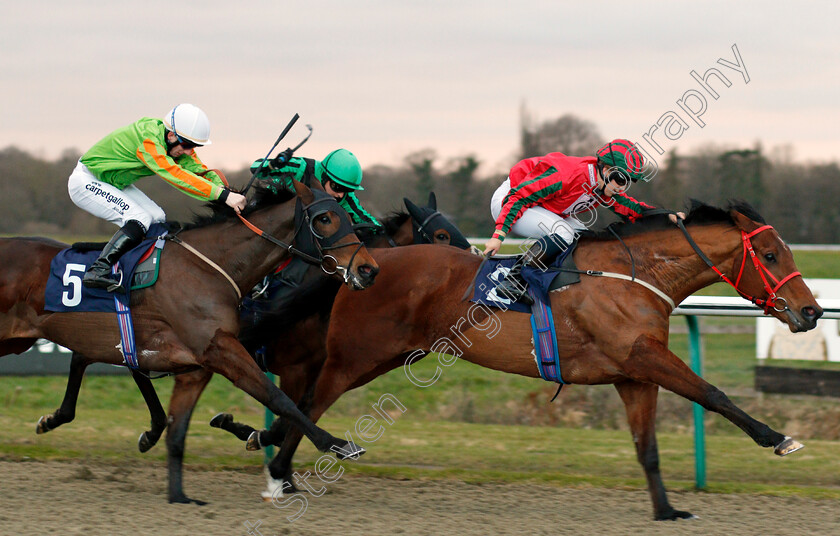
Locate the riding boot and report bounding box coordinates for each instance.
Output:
[495,233,571,306]
[83,220,145,293]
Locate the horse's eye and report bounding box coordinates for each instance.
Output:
[436,233,448,241]
[318,215,331,225]
[764,252,776,263]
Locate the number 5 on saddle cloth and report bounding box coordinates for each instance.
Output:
[43,223,170,368]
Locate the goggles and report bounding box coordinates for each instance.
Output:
[328,180,354,194]
[604,167,630,188]
[176,135,201,150]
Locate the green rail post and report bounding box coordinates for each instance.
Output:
[264,372,275,464]
[685,315,706,489]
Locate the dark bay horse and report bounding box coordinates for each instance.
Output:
[262,201,822,520]
[174,192,473,500]
[0,180,379,503]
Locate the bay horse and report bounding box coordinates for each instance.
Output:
[0,179,379,504]
[254,201,822,520]
[33,191,473,503]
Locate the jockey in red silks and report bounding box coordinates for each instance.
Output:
[483,139,684,305]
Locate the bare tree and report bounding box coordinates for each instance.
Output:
[519,105,605,159]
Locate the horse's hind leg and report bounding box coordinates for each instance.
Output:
[133,370,167,453]
[209,412,259,441]
[166,368,213,505]
[36,352,88,434]
[615,380,694,521]
[626,335,796,453]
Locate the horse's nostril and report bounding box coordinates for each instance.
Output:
[802,306,822,321]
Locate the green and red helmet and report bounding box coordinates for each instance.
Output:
[596,139,646,182]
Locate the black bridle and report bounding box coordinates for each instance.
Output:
[292,193,366,277]
[237,190,365,279]
[412,210,445,244]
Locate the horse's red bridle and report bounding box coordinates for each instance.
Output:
[706,225,802,313]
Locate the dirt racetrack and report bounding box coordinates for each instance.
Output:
[1,460,838,536]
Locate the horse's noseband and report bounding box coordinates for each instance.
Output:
[733,225,801,313]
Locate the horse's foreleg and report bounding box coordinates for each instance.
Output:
[252,358,321,451]
[166,368,213,505]
[132,370,167,453]
[209,351,316,450]
[200,331,363,459]
[36,352,88,434]
[626,335,795,453]
[614,380,694,521]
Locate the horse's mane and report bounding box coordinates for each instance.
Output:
[583,199,765,240]
[382,210,411,235]
[179,184,294,231]
[355,210,411,244]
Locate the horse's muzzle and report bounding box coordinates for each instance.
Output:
[349,263,379,290]
[786,304,823,333]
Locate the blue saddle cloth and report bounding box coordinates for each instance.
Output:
[471,246,576,385]
[45,223,169,313]
[471,246,575,313]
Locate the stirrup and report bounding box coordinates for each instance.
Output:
[83,270,125,293]
[496,282,534,306]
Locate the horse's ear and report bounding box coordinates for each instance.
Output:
[427,191,437,210]
[310,178,326,193]
[292,178,315,204]
[404,197,423,220]
[730,209,759,232]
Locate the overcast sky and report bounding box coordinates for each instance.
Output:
[2,1,838,175]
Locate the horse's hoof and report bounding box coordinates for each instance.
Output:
[36,415,51,434]
[209,413,233,429]
[331,441,366,460]
[246,431,262,451]
[774,436,804,456]
[655,510,698,521]
[138,431,155,453]
[169,494,208,506]
[261,477,288,502]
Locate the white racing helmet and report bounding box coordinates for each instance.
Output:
[162,103,212,146]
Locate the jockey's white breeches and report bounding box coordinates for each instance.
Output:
[68,161,166,231]
[490,178,587,244]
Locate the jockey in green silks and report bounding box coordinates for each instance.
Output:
[251,148,382,232]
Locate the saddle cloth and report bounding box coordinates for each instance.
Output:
[471,244,578,384]
[44,223,169,313]
[471,243,578,313]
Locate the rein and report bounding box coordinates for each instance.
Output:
[236,212,322,265]
[237,197,366,281]
[208,169,365,280]
[674,219,801,313]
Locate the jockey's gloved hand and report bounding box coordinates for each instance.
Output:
[269,148,294,170]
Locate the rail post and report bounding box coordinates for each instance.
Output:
[264,372,275,463]
[685,315,707,489]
